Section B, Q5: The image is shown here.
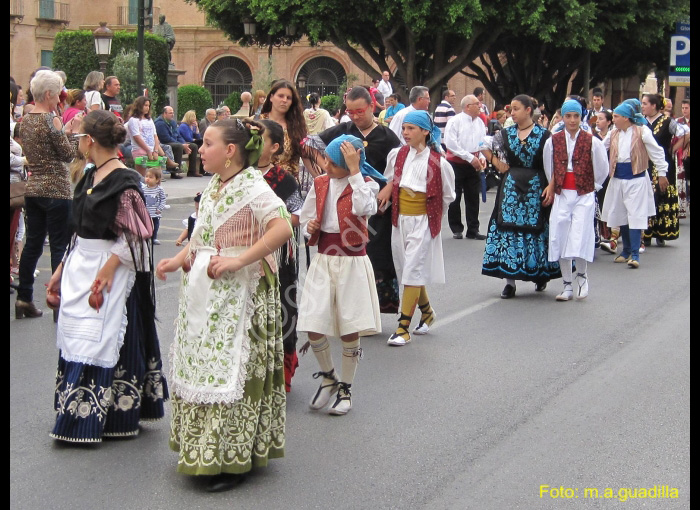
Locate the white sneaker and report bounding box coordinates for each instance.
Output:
[413,322,430,335]
[328,383,352,415]
[639,244,646,254]
[556,283,573,301]
[309,370,338,410]
[387,333,410,346]
[413,308,436,335]
[575,273,588,300]
[153,239,161,245]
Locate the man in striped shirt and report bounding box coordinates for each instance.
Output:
[433,89,456,148]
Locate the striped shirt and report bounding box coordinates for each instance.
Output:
[140,183,167,218]
[433,101,456,143]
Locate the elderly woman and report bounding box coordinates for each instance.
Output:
[14,70,76,319]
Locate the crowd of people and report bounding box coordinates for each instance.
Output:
[9,66,690,492]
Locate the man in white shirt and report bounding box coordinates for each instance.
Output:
[444,95,488,239]
[389,86,430,144]
[377,71,393,99]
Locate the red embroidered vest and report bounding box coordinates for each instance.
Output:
[551,130,595,195]
[391,145,444,238]
[307,174,370,248]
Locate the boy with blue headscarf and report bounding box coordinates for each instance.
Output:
[378,110,456,346]
[600,99,668,268]
[543,99,609,300]
[296,135,381,415]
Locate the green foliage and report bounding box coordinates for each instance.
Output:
[320,94,341,114]
[191,0,689,106]
[222,91,242,114]
[178,85,214,120]
[52,30,169,112]
[111,48,156,108]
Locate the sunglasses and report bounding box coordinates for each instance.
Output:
[345,105,371,116]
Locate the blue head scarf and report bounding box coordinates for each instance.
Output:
[325,134,386,182]
[403,110,442,152]
[561,99,583,117]
[613,99,645,126]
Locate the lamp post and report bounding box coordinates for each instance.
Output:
[93,22,113,73]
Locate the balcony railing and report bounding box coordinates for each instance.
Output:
[117,5,160,26]
[37,0,70,22]
[10,0,24,18]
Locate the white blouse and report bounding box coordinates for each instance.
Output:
[384,146,456,213]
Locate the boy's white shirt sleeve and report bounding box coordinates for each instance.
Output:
[591,136,610,189]
[348,173,379,217]
[440,157,457,214]
[298,179,318,238]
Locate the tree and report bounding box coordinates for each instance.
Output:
[188,0,603,108]
[462,0,689,113]
[178,85,214,119]
[53,30,170,113]
[111,48,158,109]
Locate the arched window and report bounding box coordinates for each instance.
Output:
[295,56,346,98]
[203,56,253,107]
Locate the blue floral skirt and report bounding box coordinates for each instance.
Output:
[51,272,168,443]
[482,169,560,282]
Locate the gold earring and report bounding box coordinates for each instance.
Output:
[225,158,231,168]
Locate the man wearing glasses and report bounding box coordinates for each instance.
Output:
[444,95,488,240]
[389,86,431,144]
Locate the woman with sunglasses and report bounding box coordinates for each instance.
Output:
[47,109,168,442]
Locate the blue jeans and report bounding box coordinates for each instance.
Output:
[619,224,641,261]
[152,216,160,240]
[17,197,72,302]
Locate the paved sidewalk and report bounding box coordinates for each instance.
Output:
[160,172,213,204]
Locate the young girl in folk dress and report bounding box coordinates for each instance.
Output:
[156,119,293,492]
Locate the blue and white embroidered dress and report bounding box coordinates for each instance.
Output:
[482,125,561,282]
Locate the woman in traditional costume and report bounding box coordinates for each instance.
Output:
[640,93,687,246]
[47,110,168,442]
[156,118,292,492]
[480,95,561,298]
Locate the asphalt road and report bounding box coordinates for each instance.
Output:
[10,198,690,509]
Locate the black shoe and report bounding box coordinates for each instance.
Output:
[205,473,246,493]
[535,281,547,292]
[500,284,516,299]
[452,233,463,239]
[466,233,487,240]
[170,172,184,179]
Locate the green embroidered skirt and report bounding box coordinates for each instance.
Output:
[169,264,286,475]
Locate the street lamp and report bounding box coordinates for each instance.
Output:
[297,76,307,90]
[93,22,113,73]
[243,18,257,36]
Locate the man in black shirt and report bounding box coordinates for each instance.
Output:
[101,76,123,119]
[314,86,402,312]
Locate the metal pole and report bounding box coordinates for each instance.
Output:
[137,0,145,95]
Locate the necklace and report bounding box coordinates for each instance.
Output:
[86,157,121,195]
[517,123,534,144]
[211,168,244,200]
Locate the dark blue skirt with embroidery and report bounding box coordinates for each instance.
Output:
[51,272,169,443]
[482,169,561,282]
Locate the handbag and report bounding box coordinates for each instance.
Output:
[496,167,546,232]
[10,180,26,209]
